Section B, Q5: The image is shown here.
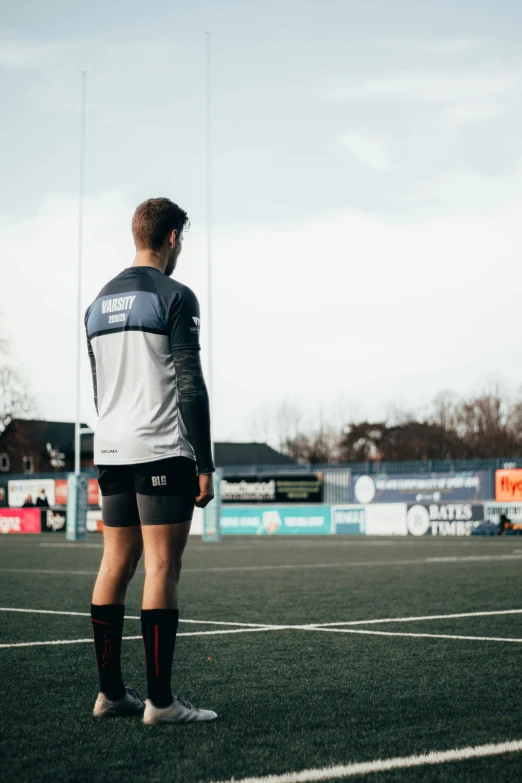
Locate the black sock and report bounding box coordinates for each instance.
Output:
[141,609,179,708]
[91,603,126,701]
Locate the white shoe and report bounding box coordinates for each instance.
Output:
[93,687,145,718]
[143,695,218,724]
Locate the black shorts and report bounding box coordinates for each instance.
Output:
[97,457,198,527]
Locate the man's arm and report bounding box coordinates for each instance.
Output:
[172,349,215,503]
[87,337,98,415]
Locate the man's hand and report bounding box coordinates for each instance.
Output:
[195,473,215,508]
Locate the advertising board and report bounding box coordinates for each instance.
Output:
[55,479,67,506]
[8,479,56,508]
[0,508,41,534]
[332,506,366,534]
[495,469,522,502]
[332,504,407,535]
[365,504,408,535]
[55,478,100,507]
[349,472,492,505]
[220,505,331,535]
[41,509,67,533]
[86,509,103,533]
[221,474,324,503]
[406,503,484,536]
[0,483,7,506]
[484,502,522,523]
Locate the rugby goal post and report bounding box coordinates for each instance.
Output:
[202,469,222,542]
[67,425,92,542]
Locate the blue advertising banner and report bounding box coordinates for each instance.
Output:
[348,472,493,505]
[332,506,366,535]
[220,505,332,535]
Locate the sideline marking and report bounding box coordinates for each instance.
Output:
[308,627,522,644]
[0,608,271,627]
[2,606,522,634]
[39,543,103,549]
[3,606,522,628]
[0,626,287,649]
[36,541,396,550]
[4,607,522,648]
[209,739,522,782]
[308,608,522,627]
[1,554,522,577]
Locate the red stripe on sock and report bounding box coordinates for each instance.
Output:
[154,624,160,677]
[92,618,112,626]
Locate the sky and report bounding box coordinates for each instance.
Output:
[1,0,522,443]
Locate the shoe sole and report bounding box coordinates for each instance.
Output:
[94,706,145,718]
[143,714,217,725]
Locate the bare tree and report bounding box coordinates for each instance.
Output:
[283,427,339,464]
[0,365,37,433]
[0,325,37,433]
[253,382,522,464]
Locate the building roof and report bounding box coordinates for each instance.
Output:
[0,419,93,457]
[214,442,296,467]
[0,421,293,469]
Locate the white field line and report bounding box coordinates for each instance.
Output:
[0,608,271,627]
[188,554,522,571]
[425,555,522,563]
[1,554,522,577]
[3,624,521,649]
[307,627,522,643]
[3,606,522,628]
[24,539,483,549]
[307,608,522,627]
[37,542,395,550]
[209,739,522,783]
[39,543,103,548]
[0,567,99,575]
[2,605,522,648]
[0,626,291,649]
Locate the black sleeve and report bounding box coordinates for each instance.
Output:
[172,348,214,474]
[168,286,201,351]
[85,308,98,415]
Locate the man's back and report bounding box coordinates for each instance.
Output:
[85,266,201,466]
[87,197,216,725]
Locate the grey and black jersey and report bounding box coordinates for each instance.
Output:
[85,266,213,470]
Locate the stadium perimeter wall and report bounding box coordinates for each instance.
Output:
[1,460,522,536]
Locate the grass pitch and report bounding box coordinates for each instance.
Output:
[1,534,522,782]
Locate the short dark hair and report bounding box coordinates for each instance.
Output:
[132,197,189,252]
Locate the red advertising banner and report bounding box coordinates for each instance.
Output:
[496,469,522,502]
[88,479,100,506]
[55,479,67,506]
[54,478,99,507]
[0,508,41,534]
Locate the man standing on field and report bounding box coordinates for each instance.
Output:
[85,197,217,724]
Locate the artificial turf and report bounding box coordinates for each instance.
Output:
[1,534,521,782]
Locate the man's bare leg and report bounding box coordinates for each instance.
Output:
[91,526,143,704]
[139,521,191,708]
[93,526,143,605]
[141,520,191,609]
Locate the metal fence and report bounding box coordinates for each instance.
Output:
[219,457,522,475]
[3,456,521,508]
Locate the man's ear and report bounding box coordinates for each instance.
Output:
[169,229,177,248]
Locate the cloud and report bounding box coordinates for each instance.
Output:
[418,39,478,55]
[1,180,522,437]
[443,101,504,127]
[326,68,520,103]
[338,132,393,172]
[0,36,76,68]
